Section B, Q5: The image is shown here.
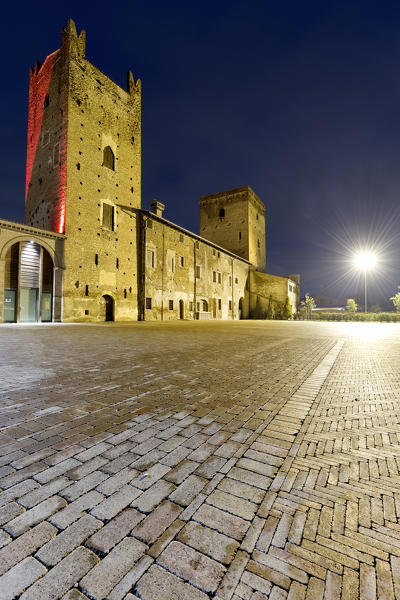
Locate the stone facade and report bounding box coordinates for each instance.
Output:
[0,19,299,323]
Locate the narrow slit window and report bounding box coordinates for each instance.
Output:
[102,146,115,170]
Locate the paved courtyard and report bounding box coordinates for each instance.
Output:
[1,320,400,599]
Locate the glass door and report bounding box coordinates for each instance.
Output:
[4,290,16,322]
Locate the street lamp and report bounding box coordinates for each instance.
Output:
[353,251,376,312]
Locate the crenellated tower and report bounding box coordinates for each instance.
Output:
[25,19,142,321]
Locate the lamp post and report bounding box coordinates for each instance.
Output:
[354,252,376,312]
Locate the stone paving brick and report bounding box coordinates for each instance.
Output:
[49,490,104,529]
[66,456,108,480]
[228,466,272,490]
[4,495,67,537]
[194,503,250,540]
[168,474,206,506]
[164,459,200,484]
[218,477,265,503]
[75,442,112,462]
[178,520,240,564]
[0,521,57,575]
[35,514,102,566]
[0,501,25,526]
[136,564,209,599]
[60,470,108,501]
[216,549,249,600]
[34,458,81,484]
[147,518,185,558]
[10,448,56,469]
[0,556,47,600]
[107,555,153,600]
[80,537,147,600]
[131,463,171,490]
[132,479,175,512]
[18,476,71,508]
[207,489,258,520]
[19,546,99,600]
[87,508,144,553]
[90,483,142,520]
[0,530,11,548]
[95,466,138,495]
[133,500,183,544]
[158,540,226,593]
[0,463,46,489]
[61,591,90,600]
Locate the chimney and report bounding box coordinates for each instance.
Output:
[150,199,165,218]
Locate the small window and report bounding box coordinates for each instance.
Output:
[179,234,184,243]
[217,252,220,258]
[229,300,232,311]
[102,203,115,231]
[219,208,225,218]
[171,257,174,272]
[169,300,174,310]
[196,302,200,311]
[102,146,115,170]
[189,301,193,311]
[256,214,259,220]
[85,285,89,296]
[179,256,184,267]
[213,271,217,283]
[116,258,119,269]
[85,309,89,315]
[218,299,222,310]
[196,265,201,278]
[235,277,238,284]
[238,231,242,241]
[146,297,152,309]
[218,272,221,284]
[229,276,232,287]
[147,220,153,229]
[124,289,127,298]
[213,249,216,256]
[146,249,155,267]
[95,253,98,266]
[257,239,260,248]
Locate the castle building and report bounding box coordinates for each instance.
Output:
[0,20,299,324]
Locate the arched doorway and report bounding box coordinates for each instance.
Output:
[238,298,244,320]
[101,295,114,321]
[179,300,184,320]
[3,241,54,322]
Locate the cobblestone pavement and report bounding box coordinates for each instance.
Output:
[1,320,400,599]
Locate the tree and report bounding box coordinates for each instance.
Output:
[283,296,292,320]
[346,298,357,313]
[390,287,400,312]
[266,295,275,319]
[301,294,316,320]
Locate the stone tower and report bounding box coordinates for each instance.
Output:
[199,186,266,272]
[24,19,141,321]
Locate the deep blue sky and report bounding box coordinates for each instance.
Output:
[2,0,400,307]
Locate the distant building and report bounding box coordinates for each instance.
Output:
[0,20,299,323]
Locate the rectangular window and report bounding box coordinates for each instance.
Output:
[235,277,238,284]
[171,257,174,272]
[229,300,232,310]
[146,249,155,267]
[196,265,201,278]
[189,301,193,311]
[213,271,217,282]
[146,297,152,309]
[218,299,222,310]
[180,234,184,243]
[169,300,174,310]
[147,220,153,229]
[179,256,184,267]
[213,249,216,256]
[238,231,242,241]
[229,275,232,287]
[218,272,222,284]
[196,302,200,311]
[102,203,114,231]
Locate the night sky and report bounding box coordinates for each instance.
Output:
[2,1,400,308]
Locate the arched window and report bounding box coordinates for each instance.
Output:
[219,208,225,218]
[102,146,115,170]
